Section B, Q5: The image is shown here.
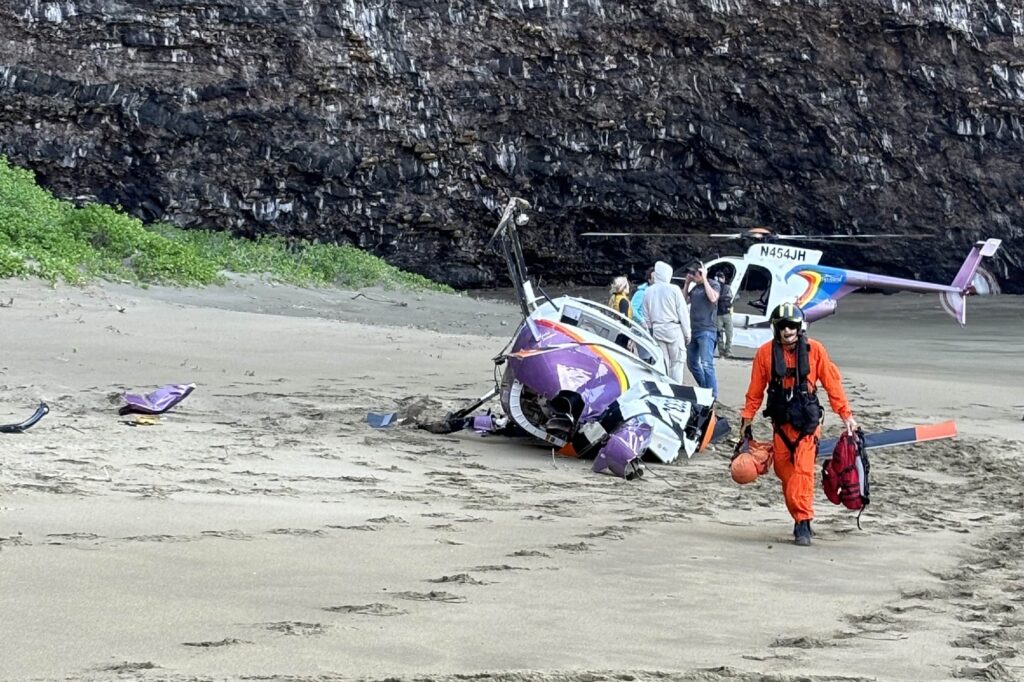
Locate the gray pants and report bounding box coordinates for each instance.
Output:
[655,337,686,383]
[715,314,733,357]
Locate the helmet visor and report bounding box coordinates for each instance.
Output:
[775,320,801,331]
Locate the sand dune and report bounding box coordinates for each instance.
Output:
[1,278,1021,682]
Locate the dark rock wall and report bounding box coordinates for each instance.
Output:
[1,0,1022,291]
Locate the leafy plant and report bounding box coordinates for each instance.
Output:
[0,156,448,291]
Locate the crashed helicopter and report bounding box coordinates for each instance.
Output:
[420,197,727,479]
[584,227,1003,349]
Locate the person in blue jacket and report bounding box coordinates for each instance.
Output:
[630,267,655,327]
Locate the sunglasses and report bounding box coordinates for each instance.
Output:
[776,321,801,331]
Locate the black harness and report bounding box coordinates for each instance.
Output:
[763,334,823,454]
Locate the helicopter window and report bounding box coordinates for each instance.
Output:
[560,306,583,326]
[560,305,617,341]
[735,265,773,315]
[563,300,659,363]
[709,263,736,283]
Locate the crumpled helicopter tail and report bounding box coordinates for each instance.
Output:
[940,238,1002,326]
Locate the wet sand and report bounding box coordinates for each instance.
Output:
[1,277,1021,682]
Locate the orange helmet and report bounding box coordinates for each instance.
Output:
[731,437,773,484]
[730,453,760,484]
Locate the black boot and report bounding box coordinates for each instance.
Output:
[794,520,812,546]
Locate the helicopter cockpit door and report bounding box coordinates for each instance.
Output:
[727,263,776,348]
[733,264,773,322]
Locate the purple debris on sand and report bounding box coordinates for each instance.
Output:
[592,419,651,479]
[119,383,196,416]
[469,414,495,433]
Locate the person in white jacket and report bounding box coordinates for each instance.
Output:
[642,261,691,382]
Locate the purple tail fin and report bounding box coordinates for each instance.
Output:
[939,239,1001,325]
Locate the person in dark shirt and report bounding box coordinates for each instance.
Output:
[683,261,721,398]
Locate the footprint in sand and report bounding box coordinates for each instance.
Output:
[366,515,407,525]
[770,635,830,649]
[264,621,327,636]
[394,590,466,603]
[950,630,1006,649]
[267,528,327,537]
[121,534,194,543]
[471,564,529,572]
[182,638,251,648]
[550,541,593,553]
[508,550,550,558]
[323,603,408,616]
[952,661,1016,680]
[453,515,492,524]
[45,532,103,542]
[886,603,933,615]
[100,662,158,673]
[326,524,381,531]
[200,530,254,541]
[578,526,637,540]
[427,573,490,586]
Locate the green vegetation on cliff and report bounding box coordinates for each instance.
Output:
[0,156,448,291]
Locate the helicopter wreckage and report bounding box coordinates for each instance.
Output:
[417,198,728,479]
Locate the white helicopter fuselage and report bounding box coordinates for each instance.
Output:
[702,236,1000,348]
[704,243,826,348]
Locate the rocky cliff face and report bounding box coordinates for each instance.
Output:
[1,0,1022,291]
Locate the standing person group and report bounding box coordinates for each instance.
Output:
[624,260,720,394]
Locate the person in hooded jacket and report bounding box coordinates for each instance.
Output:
[642,261,690,382]
[739,302,858,546]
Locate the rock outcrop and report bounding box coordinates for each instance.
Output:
[1,0,1022,291]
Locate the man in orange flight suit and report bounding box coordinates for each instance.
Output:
[739,302,858,546]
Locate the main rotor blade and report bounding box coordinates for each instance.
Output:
[580,231,933,241]
[779,234,933,241]
[579,232,717,238]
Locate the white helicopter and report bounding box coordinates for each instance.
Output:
[583,226,1003,349]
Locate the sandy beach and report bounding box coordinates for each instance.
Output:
[1,277,1022,682]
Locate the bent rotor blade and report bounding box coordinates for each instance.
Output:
[0,402,49,434]
[816,421,956,458]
